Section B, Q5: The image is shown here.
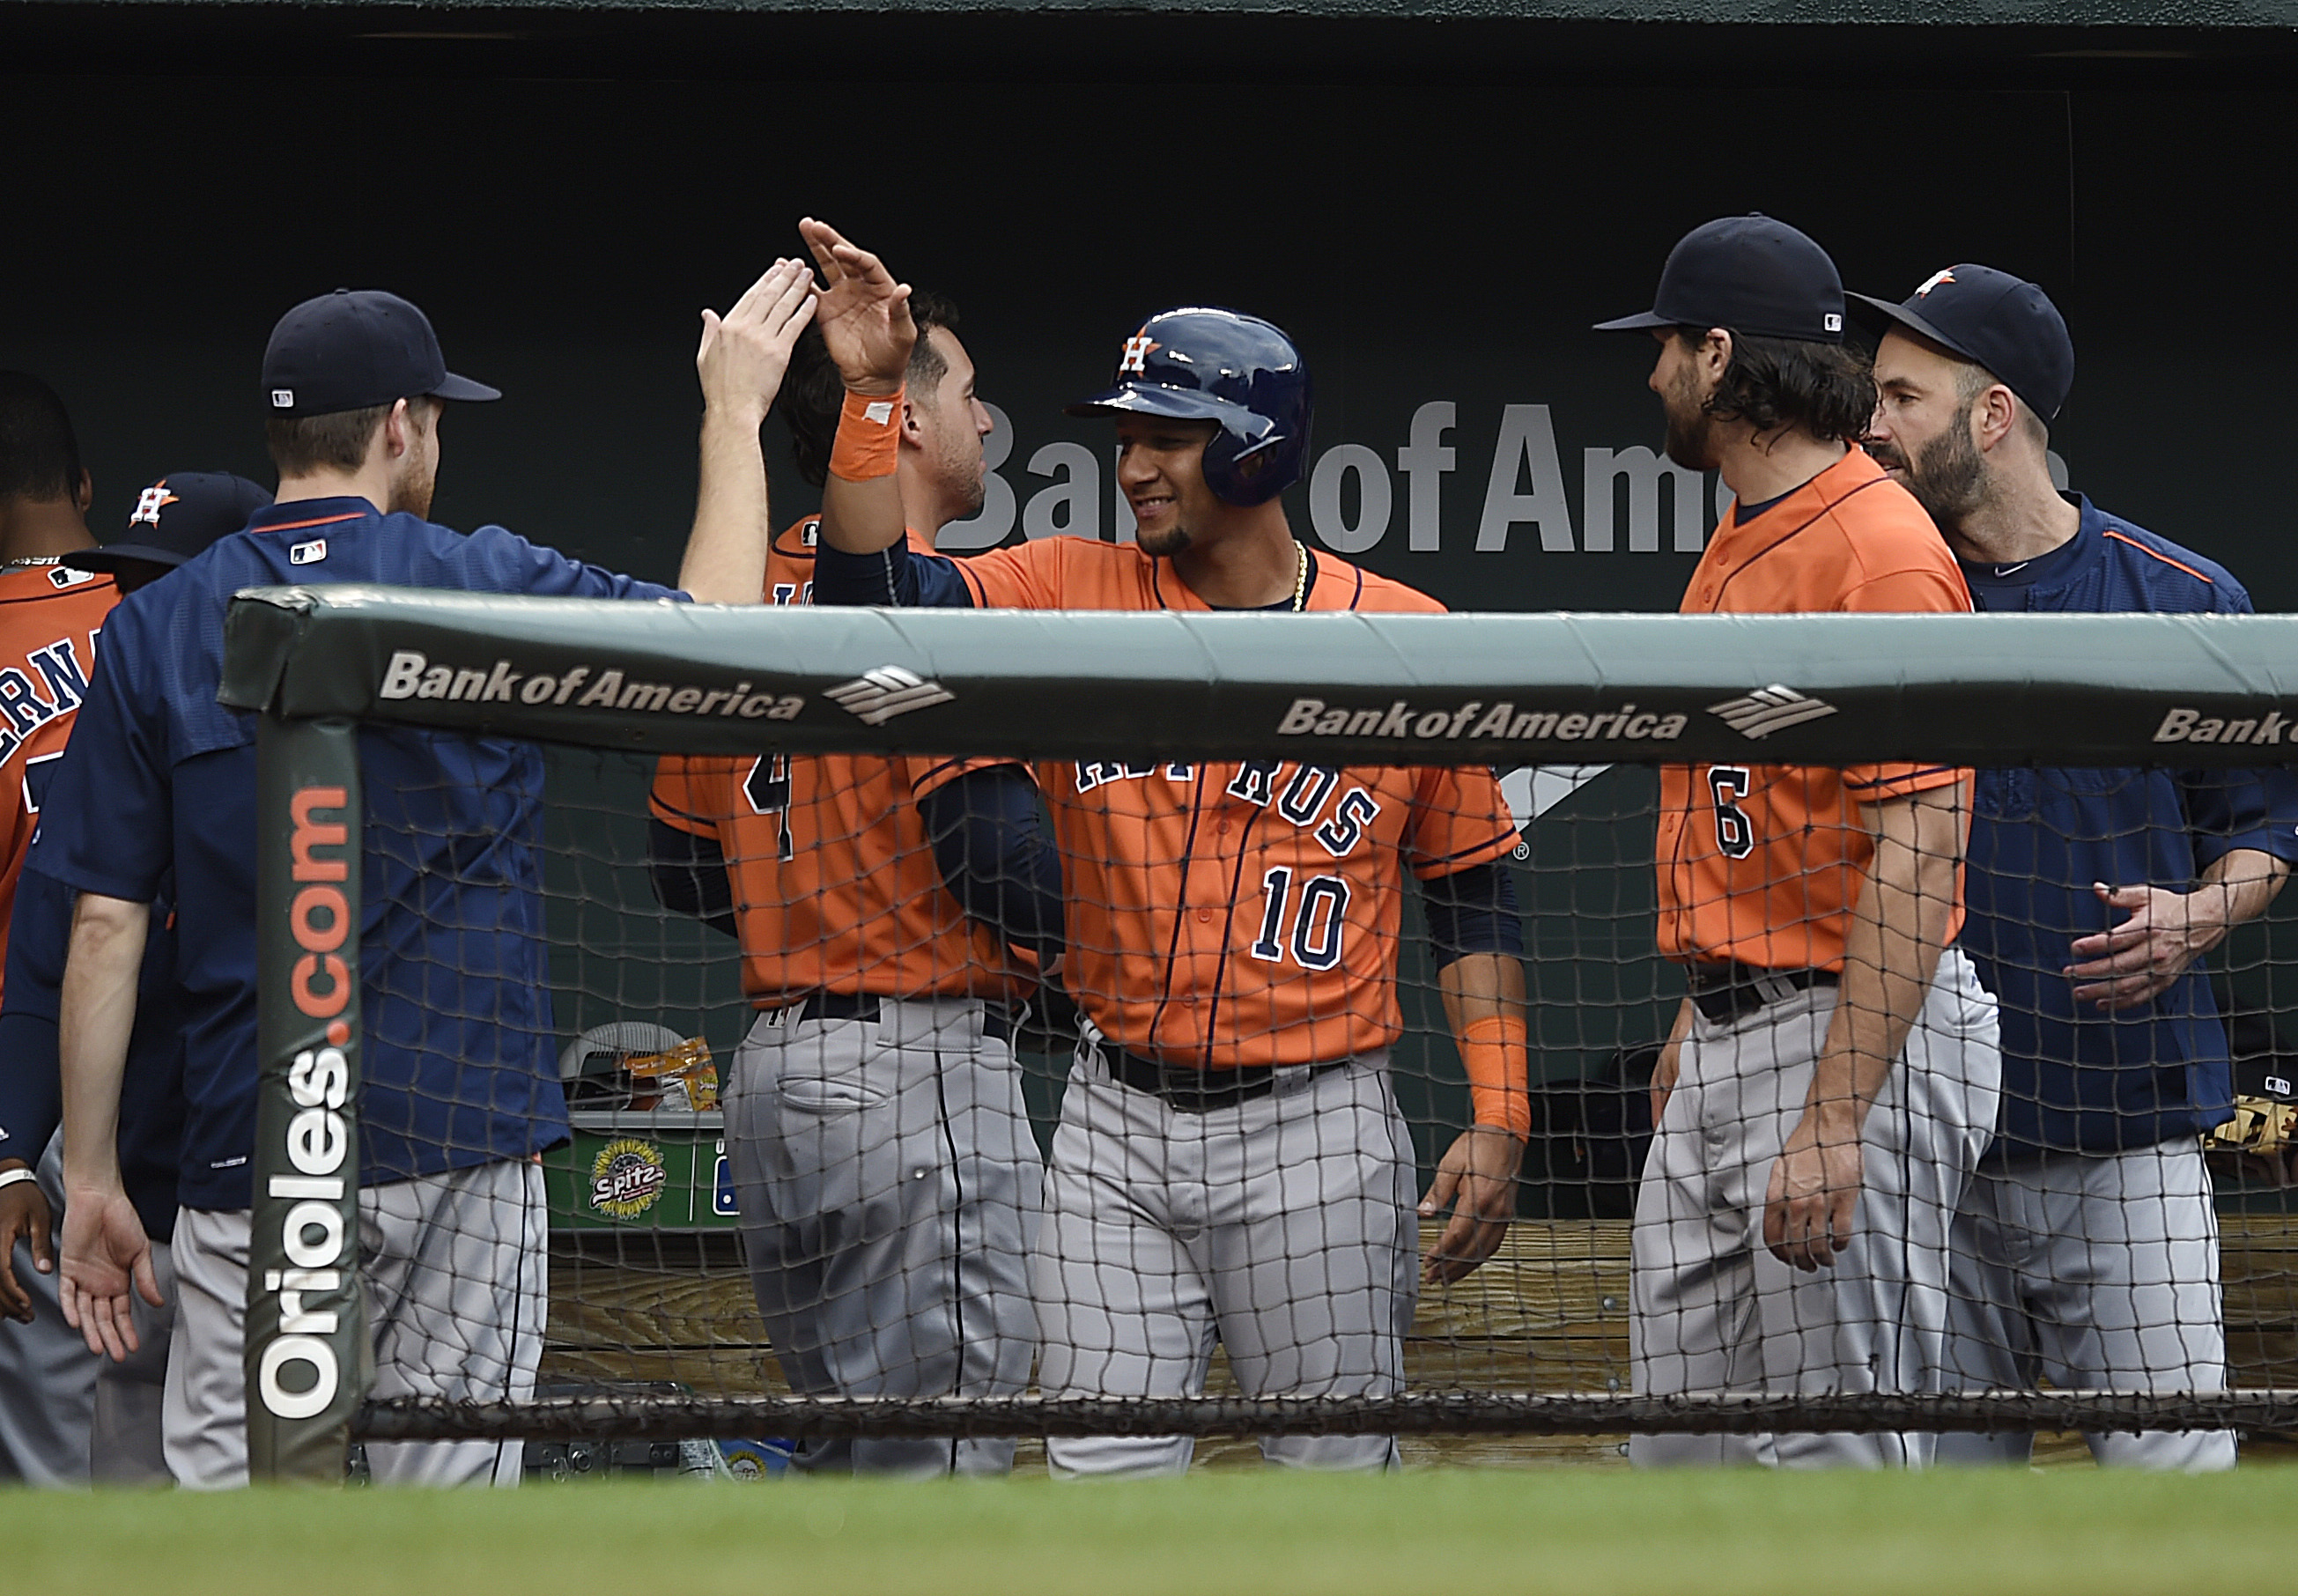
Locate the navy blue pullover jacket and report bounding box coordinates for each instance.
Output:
[1960,495,2298,1161]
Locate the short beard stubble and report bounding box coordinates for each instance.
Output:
[1134,522,1192,558]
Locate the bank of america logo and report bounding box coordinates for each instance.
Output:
[1707,685,1839,738]
[825,666,955,725]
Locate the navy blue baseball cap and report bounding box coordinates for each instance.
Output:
[63,472,273,576]
[1596,214,1847,344]
[261,289,499,418]
[1850,265,2074,421]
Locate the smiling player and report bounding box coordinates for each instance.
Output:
[798,217,1530,1478]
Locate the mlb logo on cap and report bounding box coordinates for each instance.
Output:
[1595,214,1850,344]
[260,289,499,417]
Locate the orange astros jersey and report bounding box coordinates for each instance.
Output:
[0,561,120,1005]
[649,519,1036,1006]
[1656,447,1972,973]
[913,536,1518,1071]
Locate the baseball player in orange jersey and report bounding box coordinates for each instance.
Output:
[650,297,1066,1477]
[1599,216,2001,1467]
[0,373,116,1485]
[3,469,270,1486]
[800,218,1531,1477]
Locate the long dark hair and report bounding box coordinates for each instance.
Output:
[1681,328,1874,445]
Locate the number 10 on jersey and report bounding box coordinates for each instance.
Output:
[1250,867,1352,972]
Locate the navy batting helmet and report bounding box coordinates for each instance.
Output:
[1067,307,1312,506]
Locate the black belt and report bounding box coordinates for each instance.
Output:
[773,992,1017,1044]
[1685,962,1838,1026]
[1103,1046,1348,1113]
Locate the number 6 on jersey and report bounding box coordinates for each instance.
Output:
[1708,765,1755,860]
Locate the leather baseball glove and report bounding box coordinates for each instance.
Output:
[2206,1096,2298,1156]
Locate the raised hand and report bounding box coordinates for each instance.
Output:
[798,217,915,396]
[696,258,818,426]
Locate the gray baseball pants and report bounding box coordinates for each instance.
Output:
[1938,1137,2234,1471]
[1630,949,2001,1468]
[91,1237,175,1484]
[726,997,1041,1478]
[166,1158,545,1489]
[0,1134,178,1485]
[1034,1033,1415,1479]
[0,1134,93,1486]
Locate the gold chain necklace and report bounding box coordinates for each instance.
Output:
[1290,542,1308,611]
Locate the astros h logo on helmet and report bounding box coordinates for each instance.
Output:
[1914,269,1957,299]
[1119,332,1160,373]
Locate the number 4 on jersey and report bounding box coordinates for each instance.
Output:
[743,755,796,861]
[740,577,803,861]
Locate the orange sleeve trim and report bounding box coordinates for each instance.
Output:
[2102,528,2214,585]
[255,511,366,535]
[1460,1014,1532,1140]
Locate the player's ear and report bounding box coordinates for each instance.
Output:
[1976,383,2020,453]
[381,397,412,461]
[900,395,926,447]
[73,468,92,514]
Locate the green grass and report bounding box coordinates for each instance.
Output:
[6,1467,2292,1595]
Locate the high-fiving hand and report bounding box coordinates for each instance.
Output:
[798,218,915,397]
[696,258,817,425]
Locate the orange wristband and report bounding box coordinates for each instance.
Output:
[829,386,905,482]
[1460,1015,1532,1141]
